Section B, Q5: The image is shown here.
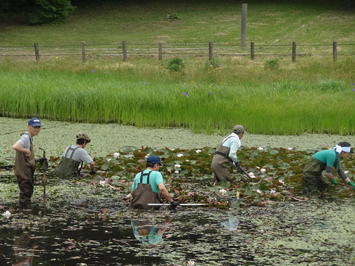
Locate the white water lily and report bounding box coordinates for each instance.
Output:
[260,168,266,173]
[270,189,276,194]
[219,189,227,194]
[195,149,202,153]
[187,260,195,266]
[99,180,106,186]
[256,189,262,194]
[113,152,120,159]
[174,164,181,168]
[248,172,255,178]
[177,153,184,157]
[185,159,190,162]
[174,170,179,174]
[2,210,11,219]
[257,147,264,151]
[287,147,293,150]
[344,170,349,174]
[279,179,285,185]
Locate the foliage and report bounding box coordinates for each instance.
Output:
[166,12,180,20]
[264,59,280,70]
[167,57,184,72]
[206,58,220,70]
[29,0,75,25]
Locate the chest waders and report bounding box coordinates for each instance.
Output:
[211,136,235,182]
[55,146,82,178]
[14,133,35,208]
[131,171,162,210]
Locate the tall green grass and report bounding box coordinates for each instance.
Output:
[0,57,354,135]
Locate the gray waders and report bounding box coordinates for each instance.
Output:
[211,136,234,182]
[55,146,82,178]
[302,158,329,194]
[14,133,35,209]
[131,171,162,210]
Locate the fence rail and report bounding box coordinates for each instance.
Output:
[0,41,354,63]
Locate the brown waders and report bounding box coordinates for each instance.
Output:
[14,134,35,209]
[211,136,234,182]
[131,171,162,210]
[302,158,329,194]
[54,146,82,178]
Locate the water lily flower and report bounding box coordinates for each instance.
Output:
[260,168,266,173]
[174,170,179,174]
[2,210,11,219]
[177,153,184,157]
[219,189,227,194]
[99,180,106,186]
[174,164,181,168]
[270,189,276,194]
[256,189,262,194]
[278,179,285,185]
[257,147,264,151]
[248,172,255,178]
[195,149,202,153]
[344,170,349,174]
[187,260,195,266]
[287,147,293,150]
[113,152,120,159]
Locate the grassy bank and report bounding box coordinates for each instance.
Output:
[0,57,354,135]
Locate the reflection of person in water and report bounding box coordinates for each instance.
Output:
[12,234,38,266]
[131,218,171,245]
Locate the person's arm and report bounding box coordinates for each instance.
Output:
[228,138,240,163]
[12,142,31,157]
[158,183,173,202]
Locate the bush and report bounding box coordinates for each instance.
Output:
[29,0,75,25]
[264,59,280,70]
[167,58,184,72]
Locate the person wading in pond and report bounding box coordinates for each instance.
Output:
[302,141,355,194]
[55,134,95,178]
[131,155,179,210]
[211,125,246,183]
[12,118,44,209]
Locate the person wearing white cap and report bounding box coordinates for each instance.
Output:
[12,117,42,209]
[302,141,355,194]
[211,125,246,183]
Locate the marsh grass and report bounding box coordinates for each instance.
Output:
[0,57,354,135]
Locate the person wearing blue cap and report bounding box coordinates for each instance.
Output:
[131,155,179,210]
[12,118,42,209]
[302,141,355,194]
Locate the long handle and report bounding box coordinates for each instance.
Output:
[147,203,208,206]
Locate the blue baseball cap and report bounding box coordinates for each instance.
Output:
[147,155,161,165]
[28,117,41,127]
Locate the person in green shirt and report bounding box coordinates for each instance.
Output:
[131,155,179,210]
[302,141,355,194]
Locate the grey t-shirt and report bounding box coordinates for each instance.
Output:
[16,132,32,149]
[63,145,93,164]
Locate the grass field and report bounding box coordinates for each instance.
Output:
[0,1,354,135]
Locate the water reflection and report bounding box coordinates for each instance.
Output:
[131,217,172,245]
[12,234,38,266]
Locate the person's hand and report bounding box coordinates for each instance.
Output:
[331,178,338,185]
[24,149,31,157]
[347,181,355,188]
[170,201,180,209]
[233,162,243,172]
[89,170,96,175]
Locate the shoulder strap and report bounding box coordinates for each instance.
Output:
[21,132,32,146]
[222,135,235,145]
[139,171,152,184]
[64,146,81,159]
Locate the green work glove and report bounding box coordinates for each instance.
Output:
[331,178,338,185]
[347,181,355,188]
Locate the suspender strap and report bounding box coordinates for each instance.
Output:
[64,146,81,159]
[139,171,152,184]
[21,133,33,147]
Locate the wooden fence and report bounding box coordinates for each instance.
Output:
[0,41,353,63]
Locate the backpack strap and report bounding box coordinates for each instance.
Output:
[139,171,152,184]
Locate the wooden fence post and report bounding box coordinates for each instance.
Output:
[332,41,337,62]
[122,41,127,61]
[241,3,247,48]
[158,42,163,60]
[81,41,87,63]
[250,41,255,60]
[34,43,40,63]
[208,42,213,60]
[292,41,296,62]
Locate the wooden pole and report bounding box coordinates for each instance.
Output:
[81,41,86,63]
[332,41,337,62]
[208,41,213,60]
[34,43,40,63]
[250,41,255,60]
[158,42,163,60]
[292,41,296,62]
[122,41,127,61]
[241,3,247,48]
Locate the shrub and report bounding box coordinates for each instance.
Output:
[29,0,75,25]
[167,58,184,72]
[264,59,279,70]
